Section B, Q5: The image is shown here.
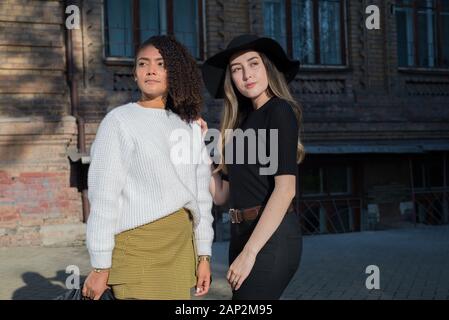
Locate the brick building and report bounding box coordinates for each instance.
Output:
[0,0,448,246]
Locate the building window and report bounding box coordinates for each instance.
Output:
[105,0,204,60]
[301,167,323,195]
[263,0,346,66]
[299,164,356,234]
[412,157,445,189]
[263,0,287,51]
[395,0,449,68]
[301,165,352,196]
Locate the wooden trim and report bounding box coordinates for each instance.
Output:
[412,0,419,66]
[436,0,443,67]
[167,0,174,35]
[132,0,140,55]
[398,66,449,74]
[103,57,134,66]
[286,0,293,57]
[103,0,110,57]
[198,0,204,60]
[296,64,350,72]
[313,0,320,64]
[339,0,346,65]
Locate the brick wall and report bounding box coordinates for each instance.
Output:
[75,0,449,132]
[1,0,449,246]
[0,1,84,246]
[0,0,69,118]
[0,116,85,246]
[2,0,449,127]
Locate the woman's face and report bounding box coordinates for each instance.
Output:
[229,50,269,101]
[135,45,168,100]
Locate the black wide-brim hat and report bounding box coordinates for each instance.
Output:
[201,34,300,99]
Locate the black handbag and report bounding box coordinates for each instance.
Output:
[54,283,115,300]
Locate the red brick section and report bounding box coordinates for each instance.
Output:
[0,171,82,246]
[0,171,11,185]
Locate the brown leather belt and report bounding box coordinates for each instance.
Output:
[229,202,295,224]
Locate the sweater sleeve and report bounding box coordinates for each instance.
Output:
[192,123,214,256]
[86,112,134,268]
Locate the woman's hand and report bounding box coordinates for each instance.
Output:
[226,175,296,291]
[82,270,110,300]
[195,261,211,297]
[196,117,208,136]
[227,249,257,291]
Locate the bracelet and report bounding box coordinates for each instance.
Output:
[198,255,211,263]
[93,268,110,273]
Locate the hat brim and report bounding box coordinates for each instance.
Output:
[201,37,300,99]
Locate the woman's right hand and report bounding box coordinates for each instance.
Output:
[196,117,208,136]
[82,270,110,300]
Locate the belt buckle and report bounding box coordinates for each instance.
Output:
[229,208,242,224]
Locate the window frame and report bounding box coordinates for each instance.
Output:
[263,0,348,67]
[412,156,447,190]
[300,165,353,197]
[395,0,449,69]
[102,0,206,64]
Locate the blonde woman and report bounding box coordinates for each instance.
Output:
[201,34,304,300]
[82,35,213,300]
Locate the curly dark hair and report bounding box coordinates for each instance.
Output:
[134,35,203,123]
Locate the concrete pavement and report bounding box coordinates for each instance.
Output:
[1,224,448,300]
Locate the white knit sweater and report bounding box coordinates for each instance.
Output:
[86,102,214,268]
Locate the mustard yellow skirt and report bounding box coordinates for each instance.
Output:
[107,208,198,299]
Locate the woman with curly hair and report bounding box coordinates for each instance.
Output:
[82,35,214,300]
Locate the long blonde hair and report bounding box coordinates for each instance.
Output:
[214,52,305,175]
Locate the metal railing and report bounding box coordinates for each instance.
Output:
[212,189,448,241]
[413,188,449,225]
[298,197,363,235]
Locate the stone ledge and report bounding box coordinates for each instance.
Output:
[40,223,86,247]
[0,116,77,136]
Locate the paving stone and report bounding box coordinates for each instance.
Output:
[1,224,448,300]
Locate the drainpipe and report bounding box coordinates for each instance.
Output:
[64,0,90,223]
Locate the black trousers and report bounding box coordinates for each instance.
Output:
[229,210,303,300]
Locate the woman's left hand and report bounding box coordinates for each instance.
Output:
[195,261,211,297]
[227,249,256,291]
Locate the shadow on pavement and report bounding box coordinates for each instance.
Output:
[12,270,86,300]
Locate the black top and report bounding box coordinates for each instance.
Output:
[221,96,299,209]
